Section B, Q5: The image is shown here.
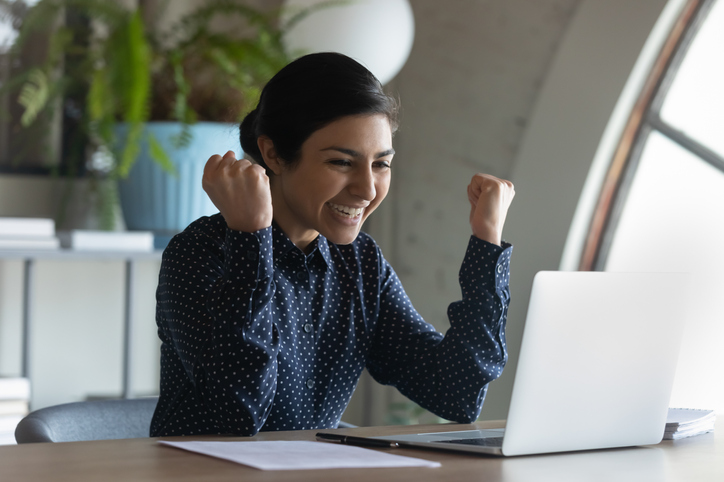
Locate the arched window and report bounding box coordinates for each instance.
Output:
[580,0,724,411]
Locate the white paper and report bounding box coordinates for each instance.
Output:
[159,440,441,470]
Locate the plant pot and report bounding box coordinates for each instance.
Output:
[117,122,240,242]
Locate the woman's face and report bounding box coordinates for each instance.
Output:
[268,114,394,251]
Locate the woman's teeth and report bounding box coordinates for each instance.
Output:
[328,202,364,218]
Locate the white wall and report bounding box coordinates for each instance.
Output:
[365,0,581,425]
[358,0,677,424]
[487,0,676,419]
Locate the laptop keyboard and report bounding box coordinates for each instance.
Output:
[436,437,504,447]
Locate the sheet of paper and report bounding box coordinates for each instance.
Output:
[159,440,441,471]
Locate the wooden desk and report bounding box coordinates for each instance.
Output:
[0,420,721,481]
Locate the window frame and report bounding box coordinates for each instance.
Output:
[579,0,724,270]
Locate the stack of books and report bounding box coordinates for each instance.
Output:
[0,377,30,445]
[0,217,59,250]
[57,230,155,252]
[665,408,716,440]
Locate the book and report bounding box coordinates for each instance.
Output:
[57,230,155,252]
[664,408,716,440]
[0,236,60,250]
[0,377,31,400]
[0,217,55,237]
[0,400,29,416]
[0,378,30,446]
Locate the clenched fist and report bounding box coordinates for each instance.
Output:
[202,151,273,233]
[467,173,515,246]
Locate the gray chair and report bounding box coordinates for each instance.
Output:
[15,397,158,443]
[15,396,355,443]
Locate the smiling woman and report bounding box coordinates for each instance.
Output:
[150,52,515,437]
[260,114,394,250]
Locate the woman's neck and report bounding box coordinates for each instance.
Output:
[270,186,319,254]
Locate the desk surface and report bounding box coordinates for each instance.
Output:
[0,420,721,482]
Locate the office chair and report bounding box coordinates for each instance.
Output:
[15,397,158,443]
[15,396,356,443]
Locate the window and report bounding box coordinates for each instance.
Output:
[581,0,724,411]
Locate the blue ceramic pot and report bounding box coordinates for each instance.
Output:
[117,122,241,239]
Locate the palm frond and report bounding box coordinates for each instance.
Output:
[108,10,150,123]
[170,49,195,124]
[148,132,177,176]
[103,10,151,177]
[87,66,112,121]
[115,121,143,179]
[18,68,49,126]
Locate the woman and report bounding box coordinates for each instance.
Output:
[150,52,515,437]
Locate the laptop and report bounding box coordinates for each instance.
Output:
[368,271,688,456]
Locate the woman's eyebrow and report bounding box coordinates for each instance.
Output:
[321,146,395,158]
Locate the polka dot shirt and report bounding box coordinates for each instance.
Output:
[150,214,513,436]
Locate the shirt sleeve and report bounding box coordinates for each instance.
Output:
[365,236,513,423]
[156,224,279,435]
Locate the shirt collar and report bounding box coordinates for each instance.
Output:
[271,222,330,271]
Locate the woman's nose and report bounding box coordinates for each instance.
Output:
[349,167,376,201]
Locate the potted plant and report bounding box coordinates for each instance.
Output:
[1,0,333,232]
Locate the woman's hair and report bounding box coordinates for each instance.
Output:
[239,52,399,171]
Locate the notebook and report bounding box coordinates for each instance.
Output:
[369,271,688,456]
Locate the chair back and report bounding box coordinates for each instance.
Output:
[15,397,158,443]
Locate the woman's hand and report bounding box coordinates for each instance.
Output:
[467,173,515,246]
[202,151,273,233]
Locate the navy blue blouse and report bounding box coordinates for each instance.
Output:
[150,213,512,436]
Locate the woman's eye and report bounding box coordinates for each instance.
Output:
[329,159,352,167]
[374,161,391,169]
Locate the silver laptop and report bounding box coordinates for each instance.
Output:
[371,271,688,456]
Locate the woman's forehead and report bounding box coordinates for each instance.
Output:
[305,114,393,149]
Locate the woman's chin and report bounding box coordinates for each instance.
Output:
[322,226,362,246]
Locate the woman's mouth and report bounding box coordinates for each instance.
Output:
[327,202,364,219]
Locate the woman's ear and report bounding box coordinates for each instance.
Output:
[257,136,283,176]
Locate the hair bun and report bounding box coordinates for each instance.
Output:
[240,108,263,164]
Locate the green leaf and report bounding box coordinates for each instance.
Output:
[170,124,193,150]
[87,68,112,122]
[111,10,151,123]
[115,121,143,178]
[148,132,177,176]
[103,9,152,178]
[170,49,195,124]
[18,69,50,127]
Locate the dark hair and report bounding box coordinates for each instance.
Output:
[239,52,399,170]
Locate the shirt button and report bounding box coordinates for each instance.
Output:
[303,323,313,333]
[306,379,315,389]
[497,264,504,274]
[247,251,258,260]
[296,271,306,280]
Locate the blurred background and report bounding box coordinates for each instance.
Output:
[0,0,722,433]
